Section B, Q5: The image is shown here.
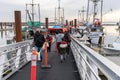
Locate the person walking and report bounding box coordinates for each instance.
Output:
[59,38,67,63]
[64,31,71,55]
[34,29,45,61]
[55,31,64,53]
[46,34,53,52]
[98,33,104,47]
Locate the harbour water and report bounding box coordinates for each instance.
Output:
[103,25,119,45]
[0,25,119,46]
[0,30,15,46]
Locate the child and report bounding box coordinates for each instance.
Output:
[59,38,67,63]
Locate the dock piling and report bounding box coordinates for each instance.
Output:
[14,11,22,42]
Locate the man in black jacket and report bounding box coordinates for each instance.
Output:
[34,29,45,61]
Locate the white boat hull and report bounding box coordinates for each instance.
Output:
[103,42,120,54]
[89,32,103,44]
[103,47,120,54]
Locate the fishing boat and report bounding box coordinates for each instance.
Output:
[103,42,120,54]
[86,0,104,44]
[103,22,120,54]
[87,19,104,45]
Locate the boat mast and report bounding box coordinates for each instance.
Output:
[55,8,57,25]
[78,10,81,24]
[55,0,64,26]
[91,0,100,23]
[62,8,64,25]
[58,0,61,25]
[26,0,41,28]
[81,7,86,22]
[78,7,86,24]
[86,0,90,24]
[101,0,103,23]
[32,0,34,27]
[38,4,41,24]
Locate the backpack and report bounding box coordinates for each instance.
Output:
[64,33,71,43]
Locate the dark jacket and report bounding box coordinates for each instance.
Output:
[34,31,45,47]
[64,32,71,43]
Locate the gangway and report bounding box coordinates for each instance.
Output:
[0,39,80,80]
[0,36,120,80]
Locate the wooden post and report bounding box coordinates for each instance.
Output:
[66,20,68,26]
[74,19,77,28]
[5,23,6,30]
[14,11,22,42]
[71,20,73,26]
[69,21,71,26]
[45,18,48,29]
[74,19,77,33]
[0,23,3,30]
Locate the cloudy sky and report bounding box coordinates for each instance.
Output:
[0,0,120,22]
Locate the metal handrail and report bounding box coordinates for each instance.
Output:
[71,36,120,80]
[71,42,101,80]
[0,40,33,80]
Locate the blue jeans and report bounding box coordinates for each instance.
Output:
[35,46,44,61]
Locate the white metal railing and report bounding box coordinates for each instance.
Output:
[0,40,33,80]
[71,37,120,80]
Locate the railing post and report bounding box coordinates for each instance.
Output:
[15,47,22,68]
[88,59,99,80]
[82,51,87,80]
[0,53,6,80]
[26,45,32,61]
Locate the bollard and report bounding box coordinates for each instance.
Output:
[41,42,51,69]
[31,48,37,80]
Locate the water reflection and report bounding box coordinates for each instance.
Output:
[0,30,14,46]
[1,31,3,38]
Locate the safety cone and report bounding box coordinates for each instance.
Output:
[41,42,51,69]
[31,48,37,80]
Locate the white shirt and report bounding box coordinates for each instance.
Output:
[56,33,64,42]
